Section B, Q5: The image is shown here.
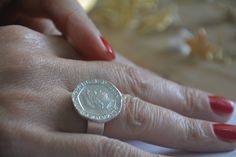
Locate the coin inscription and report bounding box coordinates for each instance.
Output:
[72,80,123,122]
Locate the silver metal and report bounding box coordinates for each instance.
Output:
[72,79,123,123]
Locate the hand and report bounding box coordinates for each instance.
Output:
[0,0,115,60]
[0,25,235,157]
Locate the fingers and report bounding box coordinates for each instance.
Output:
[5,127,163,157]
[104,95,236,152]
[63,61,234,123]
[134,66,235,123]
[112,65,234,123]
[117,66,233,123]
[52,89,236,152]
[18,0,115,60]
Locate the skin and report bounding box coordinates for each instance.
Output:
[0,0,114,60]
[0,25,235,157]
[0,0,235,156]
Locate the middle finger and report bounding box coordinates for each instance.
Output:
[61,60,234,123]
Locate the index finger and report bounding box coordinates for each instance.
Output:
[18,0,115,60]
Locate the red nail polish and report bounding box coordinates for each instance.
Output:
[100,35,116,59]
[213,124,236,142]
[209,96,234,115]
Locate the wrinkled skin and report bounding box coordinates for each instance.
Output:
[0,25,234,157]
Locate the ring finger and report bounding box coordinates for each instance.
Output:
[61,60,234,123]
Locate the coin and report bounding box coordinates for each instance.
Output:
[72,79,123,123]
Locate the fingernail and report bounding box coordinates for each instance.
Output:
[209,96,234,115]
[213,124,236,142]
[100,35,116,59]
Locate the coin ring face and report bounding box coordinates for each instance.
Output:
[72,80,123,123]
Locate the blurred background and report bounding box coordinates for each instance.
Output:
[79,0,236,99]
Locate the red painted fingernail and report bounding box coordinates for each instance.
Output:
[209,96,234,115]
[213,124,236,142]
[100,35,116,60]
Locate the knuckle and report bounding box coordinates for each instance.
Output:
[122,65,149,96]
[183,118,207,143]
[0,25,43,57]
[124,95,152,135]
[182,87,200,115]
[0,26,43,72]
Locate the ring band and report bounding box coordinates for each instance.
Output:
[87,121,104,135]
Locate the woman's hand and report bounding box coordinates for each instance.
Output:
[0,25,235,157]
[0,0,115,60]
